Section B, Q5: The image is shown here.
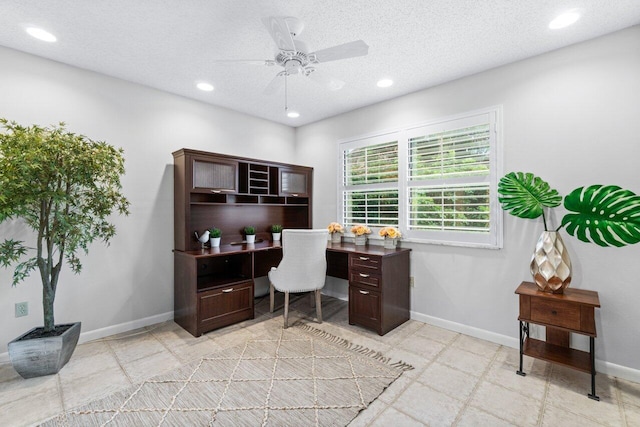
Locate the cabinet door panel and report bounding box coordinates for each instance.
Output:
[280,168,310,196]
[192,157,238,193]
[349,286,381,332]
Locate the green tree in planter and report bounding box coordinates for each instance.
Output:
[498,171,640,246]
[0,119,130,333]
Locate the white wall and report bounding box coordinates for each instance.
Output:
[0,46,296,352]
[297,26,640,375]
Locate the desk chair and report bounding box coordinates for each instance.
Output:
[268,229,328,328]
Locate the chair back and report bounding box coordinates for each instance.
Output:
[275,229,328,292]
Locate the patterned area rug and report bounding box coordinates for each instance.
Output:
[42,324,412,426]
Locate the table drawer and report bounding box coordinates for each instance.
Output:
[530,298,581,330]
[349,254,381,272]
[349,270,380,288]
[349,285,381,332]
[198,281,254,332]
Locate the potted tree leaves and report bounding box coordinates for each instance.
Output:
[498,171,640,293]
[0,119,130,378]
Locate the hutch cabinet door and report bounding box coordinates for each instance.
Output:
[192,156,238,194]
[279,167,310,197]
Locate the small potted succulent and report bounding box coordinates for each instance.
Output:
[244,225,256,244]
[208,227,222,247]
[271,224,283,242]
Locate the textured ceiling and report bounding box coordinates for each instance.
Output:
[1,1,639,127]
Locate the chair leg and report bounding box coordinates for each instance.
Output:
[269,282,275,313]
[283,292,290,328]
[315,289,322,324]
[310,292,315,308]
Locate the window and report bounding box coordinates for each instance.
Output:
[338,108,502,248]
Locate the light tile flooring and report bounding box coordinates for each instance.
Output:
[1,294,639,426]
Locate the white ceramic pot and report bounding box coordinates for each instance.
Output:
[272,232,281,242]
[209,237,221,247]
[246,234,256,244]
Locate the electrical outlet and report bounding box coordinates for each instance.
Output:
[410,276,415,287]
[15,301,29,317]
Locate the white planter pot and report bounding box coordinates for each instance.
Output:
[246,234,256,244]
[272,232,281,242]
[209,237,221,247]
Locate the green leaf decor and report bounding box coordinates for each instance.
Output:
[562,185,640,247]
[498,171,640,247]
[497,172,562,230]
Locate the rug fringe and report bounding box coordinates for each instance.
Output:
[295,323,414,371]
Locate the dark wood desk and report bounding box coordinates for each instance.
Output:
[174,241,411,337]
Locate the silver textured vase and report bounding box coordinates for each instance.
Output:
[530,231,572,294]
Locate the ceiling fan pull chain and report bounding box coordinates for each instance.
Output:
[284,73,288,112]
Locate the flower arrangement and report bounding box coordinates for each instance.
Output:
[351,224,371,236]
[379,227,401,239]
[327,222,344,234]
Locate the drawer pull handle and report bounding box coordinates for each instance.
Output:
[359,290,370,295]
[211,190,221,194]
[551,310,557,315]
[222,288,234,293]
[359,256,369,261]
[291,193,299,197]
[359,273,370,278]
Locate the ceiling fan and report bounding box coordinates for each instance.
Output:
[214,16,369,98]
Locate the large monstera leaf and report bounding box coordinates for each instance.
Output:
[562,185,640,247]
[498,172,562,219]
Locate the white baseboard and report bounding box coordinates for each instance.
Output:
[0,311,174,364]
[410,310,640,383]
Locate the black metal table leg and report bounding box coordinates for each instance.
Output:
[516,321,527,376]
[588,336,600,401]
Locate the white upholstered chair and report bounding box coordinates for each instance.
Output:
[268,229,328,328]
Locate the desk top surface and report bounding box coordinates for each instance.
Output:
[176,241,411,258]
[515,281,600,307]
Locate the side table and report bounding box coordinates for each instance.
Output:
[515,281,601,400]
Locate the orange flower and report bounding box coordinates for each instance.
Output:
[327,222,344,234]
[379,227,401,239]
[351,224,371,236]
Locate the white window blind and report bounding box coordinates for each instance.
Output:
[341,137,399,229]
[338,108,502,248]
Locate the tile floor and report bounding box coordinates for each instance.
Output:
[1,294,639,426]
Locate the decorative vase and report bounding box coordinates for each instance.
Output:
[272,232,281,242]
[331,233,342,244]
[530,231,572,294]
[8,322,81,378]
[384,237,397,249]
[209,237,221,247]
[246,234,256,244]
[354,235,367,246]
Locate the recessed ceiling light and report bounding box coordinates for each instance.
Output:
[549,11,580,29]
[377,79,394,88]
[287,111,300,118]
[26,27,56,42]
[196,82,214,92]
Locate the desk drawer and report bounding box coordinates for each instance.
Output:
[349,271,380,288]
[349,285,381,333]
[530,298,580,330]
[349,254,381,272]
[198,281,254,333]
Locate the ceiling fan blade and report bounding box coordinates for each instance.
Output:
[211,59,276,66]
[306,69,345,91]
[311,40,369,63]
[261,16,296,51]
[263,74,285,95]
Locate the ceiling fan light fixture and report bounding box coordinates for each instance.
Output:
[26,27,56,42]
[196,82,214,92]
[377,79,394,88]
[287,111,300,118]
[549,10,581,29]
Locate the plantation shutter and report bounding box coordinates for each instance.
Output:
[341,138,399,228]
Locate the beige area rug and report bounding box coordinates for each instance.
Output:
[42,324,412,427]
